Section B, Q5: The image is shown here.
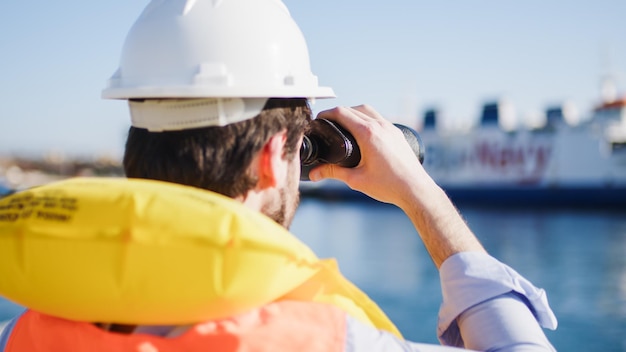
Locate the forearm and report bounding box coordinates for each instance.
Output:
[312,106,482,268]
[398,177,485,268]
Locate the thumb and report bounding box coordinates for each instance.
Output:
[309,163,349,182]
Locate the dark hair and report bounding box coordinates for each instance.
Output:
[123,98,311,197]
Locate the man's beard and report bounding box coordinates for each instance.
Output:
[260,160,300,229]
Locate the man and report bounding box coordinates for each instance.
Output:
[0,0,557,350]
[120,100,557,352]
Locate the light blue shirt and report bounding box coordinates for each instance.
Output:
[436,251,557,350]
[0,252,557,351]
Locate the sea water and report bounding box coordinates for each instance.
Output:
[291,199,626,351]
[1,199,625,351]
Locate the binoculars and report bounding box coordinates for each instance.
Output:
[300,119,425,181]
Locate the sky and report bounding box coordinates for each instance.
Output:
[1,0,625,159]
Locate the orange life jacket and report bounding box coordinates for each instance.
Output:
[3,301,347,352]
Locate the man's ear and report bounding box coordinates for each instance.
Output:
[256,130,288,190]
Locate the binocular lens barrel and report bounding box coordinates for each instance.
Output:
[300,119,424,181]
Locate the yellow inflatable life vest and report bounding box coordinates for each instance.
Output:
[0,177,400,337]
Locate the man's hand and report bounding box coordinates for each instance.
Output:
[309,105,485,268]
[310,105,430,207]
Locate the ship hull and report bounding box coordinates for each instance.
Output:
[441,185,626,207]
[300,180,626,207]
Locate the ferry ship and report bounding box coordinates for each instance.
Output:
[301,96,626,207]
[419,97,626,206]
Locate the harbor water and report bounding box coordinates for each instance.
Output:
[291,199,626,351]
[1,198,625,351]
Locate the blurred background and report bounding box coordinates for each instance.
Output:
[1,1,625,350]
[1,0,625,164]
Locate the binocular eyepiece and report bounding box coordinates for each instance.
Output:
[300,119,425,181]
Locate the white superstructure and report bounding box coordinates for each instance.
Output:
[419,98,626,205]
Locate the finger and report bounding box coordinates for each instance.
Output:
[318,106,377,124]
[317,106,358,122]
[317,107,378,138]
[350,104,386,121]
[309,163,350,182]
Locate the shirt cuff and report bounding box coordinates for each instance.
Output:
[437,252,557,346]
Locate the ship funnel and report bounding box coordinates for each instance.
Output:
[480,102,500,127]
[423,108,438,130]
[479,100,515,130]
[545,106,565,129]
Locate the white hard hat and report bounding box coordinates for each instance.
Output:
[102,0,335,131]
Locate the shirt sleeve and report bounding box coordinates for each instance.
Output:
[0,314,23,350]
[457,292,555,351]
[437,252,557,348]
[344,314,476,352]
